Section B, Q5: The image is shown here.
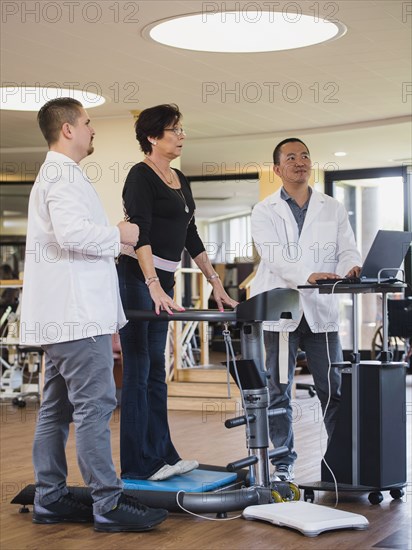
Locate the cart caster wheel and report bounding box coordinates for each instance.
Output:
[288,483,301,501]
[271,490,283,503]
[389,489,404,500]
[304,489,315,503]
[368,491,383,505]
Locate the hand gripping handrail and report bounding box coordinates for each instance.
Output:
[125,287,299,324]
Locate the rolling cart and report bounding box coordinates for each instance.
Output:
[298,281,408,504]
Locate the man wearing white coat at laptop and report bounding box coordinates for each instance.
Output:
[250,138,361,482]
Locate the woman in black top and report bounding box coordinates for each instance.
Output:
[117,104,237,481]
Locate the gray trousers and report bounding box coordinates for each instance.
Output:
[264,316,342,466]
[33,335,123,514]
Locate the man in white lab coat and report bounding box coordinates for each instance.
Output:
[251,138,361,481]
[19,98,168,532]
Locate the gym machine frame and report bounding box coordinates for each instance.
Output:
[12,288,302,515]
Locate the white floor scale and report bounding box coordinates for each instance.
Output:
[243,501,369,537]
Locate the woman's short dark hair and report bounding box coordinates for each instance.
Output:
[37,97,83,145]
[135,103,182,155]
[273,138,309,165]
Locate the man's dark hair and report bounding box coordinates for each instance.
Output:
[37,97,83,145]
[135,103,182,155]
[273,138,310,165]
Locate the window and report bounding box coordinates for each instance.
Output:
[325,166,411,352]
[0,183,31,279]
[207,214,253,263]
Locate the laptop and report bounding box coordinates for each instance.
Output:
[317,230,412,285]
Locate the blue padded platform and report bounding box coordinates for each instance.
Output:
[123,468,237,493]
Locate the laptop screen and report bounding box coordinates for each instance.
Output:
[360,230,412,279]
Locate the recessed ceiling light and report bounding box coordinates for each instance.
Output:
[0,86,105,111]
[334,151,347,157]
[146,11,346,53]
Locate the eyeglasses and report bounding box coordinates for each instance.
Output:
[164,127,186,137]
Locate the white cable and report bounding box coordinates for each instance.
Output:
[224,330,232,399]
[223,327,252,445]
[319,279,343,507]
[175,490,242,521]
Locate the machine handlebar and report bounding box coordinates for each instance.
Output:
[125,309,236,322]
[125,288,299,323]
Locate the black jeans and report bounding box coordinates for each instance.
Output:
[264,315,342,466]
[117,256,180,479]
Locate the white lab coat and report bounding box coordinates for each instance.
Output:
[250,188,361,332]
[19,151,126,345]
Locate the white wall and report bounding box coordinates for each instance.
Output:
[82,115,181,225]
[80,116,142,225]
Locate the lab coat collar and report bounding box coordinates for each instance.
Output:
[45,150,79,165]
[268,187,325,229]
[304,190,326,230]
[44,150,96,192]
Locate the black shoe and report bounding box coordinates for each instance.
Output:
[94,494,168,532]
[33,492,93,524]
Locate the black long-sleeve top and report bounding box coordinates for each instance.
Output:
[121,162,205,289]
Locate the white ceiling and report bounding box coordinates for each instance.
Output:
[1,0,411,219]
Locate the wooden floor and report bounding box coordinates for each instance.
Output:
[1,376,411,550]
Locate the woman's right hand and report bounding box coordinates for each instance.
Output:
[148,281,185,315]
